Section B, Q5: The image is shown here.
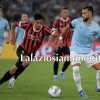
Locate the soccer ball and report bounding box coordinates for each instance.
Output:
[48,85,62,97]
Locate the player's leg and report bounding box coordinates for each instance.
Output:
[71,51,87,97]
[92,63,100,92]
[8,47,31,88]
[53,47,61,80]
[0,64,17,85]
[53,61,59,80]
[86,52,100,92]
[0,43,18,85]
[8,57,30,88]
[96,69,100,92]
[0,59,27,86]
[61,47,70,79]
[14,58,29,79]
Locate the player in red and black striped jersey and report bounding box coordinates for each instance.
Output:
[0,13,52,87]
[52,7,72,80]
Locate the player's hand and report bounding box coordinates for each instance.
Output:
[60,25,70,35]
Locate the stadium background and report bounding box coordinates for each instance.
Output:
[0,0,100,59]
[0,1,100,100]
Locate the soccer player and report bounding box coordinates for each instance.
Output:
[0,7,10,56]
[52,7,72,80]
[70,6,100,98]
[0,13,54,88]
[15,13,29,47]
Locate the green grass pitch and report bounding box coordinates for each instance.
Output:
[0,60,100,100]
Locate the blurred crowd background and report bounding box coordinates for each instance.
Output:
[0,0,100,25]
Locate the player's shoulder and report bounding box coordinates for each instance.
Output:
[54,16,61,22]
[0,17,9,24]
[24,23,32,31]
[90,20,100,31]
[43,25,51,33]
[71,17,82,27]
[72,17,83,23]
[92,20,100,27]
[43,24,50,30]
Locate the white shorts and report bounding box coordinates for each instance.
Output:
[70,51,100,68]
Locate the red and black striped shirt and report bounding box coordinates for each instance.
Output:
[16,22,29,29]
[52,17,72,47]
[19,24,51,55]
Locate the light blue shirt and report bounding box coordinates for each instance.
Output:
[70,17,100,53]
[15,27,25,46]
[0,17,10,46]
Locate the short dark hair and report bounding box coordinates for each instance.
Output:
[34,13,44,20]
[82,6,94,14]
[61,6,68,10]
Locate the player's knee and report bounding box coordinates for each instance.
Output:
[72,66,80,80]
[22,61,30,68]
[9,65,17,75]
[72,66,80,71]
[21,55,31,67]
[92,63,100,70]
[96,70,100,79]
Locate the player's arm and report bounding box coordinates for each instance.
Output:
[93,24,100,40]
[52,19,64,48]
[53,18,72,39]
[4,20,11,44]
[10,21,17,45]
[49,29,64,49]
[44,25,64,49]
[50,33,64,50]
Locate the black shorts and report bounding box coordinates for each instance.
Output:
[15,46,35,68]
[54,46,70,59]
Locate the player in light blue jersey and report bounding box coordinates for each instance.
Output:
[70,6,100,98]
[0,7,10,56]
[15,13,29,47]
[15,25,25,47]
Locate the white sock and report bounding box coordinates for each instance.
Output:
[73,66,82,92]
[96,70,100,89]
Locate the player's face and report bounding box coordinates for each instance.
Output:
[60,9,69,19]
[82,9,92,22]
[21,14,29,23]
[34,20,43,31]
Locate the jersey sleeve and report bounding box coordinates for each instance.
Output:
[71,19,78,28]
[16,22,30,30]
[44,25,51,35]
[94,24,100,39]
[96,27,100,38]
[52,19,59,31]
[71,18,81,28]
[5,20,10,32]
